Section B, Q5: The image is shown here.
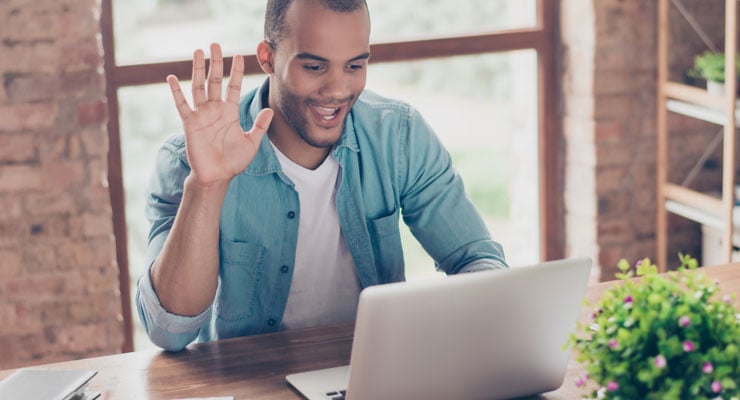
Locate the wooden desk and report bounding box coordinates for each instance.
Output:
[2,263,738,400]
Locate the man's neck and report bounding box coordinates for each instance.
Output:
[267,123,331,170]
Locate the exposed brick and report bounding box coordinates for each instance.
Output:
[24,191,77,216]
[41,159,87,192]
[598,217,632,244]
[594,45,656,73]
[0,103,58,132]
[1,3,99,43]
[598,191,628,216]
[594,120,625,144]
[595,142,631,167]
[0,165,44,192]
[82,212,113,238]
[0,41,58,75]
[0,305,16,329]
[25,215,72,240]
[592,70,656,96]
[0,0,121,368]
[61,71,106,99]
[80,127,108,157]
[5,73,62,103]
[23,245,58,274]
[0,133,36,163]
[58,37,103,73]
[77,99,107,126]
[632,211,657,239]
[56,323,109,353]
[81,266,119,294]
[56,238,115,270]
[0,250,22,279]
[0,219,26,247]
[593,94,637,119]
[4,274,69,302]
[595,166,627,194]
[69,295,113,324]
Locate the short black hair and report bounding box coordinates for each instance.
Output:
[264,0,368,46]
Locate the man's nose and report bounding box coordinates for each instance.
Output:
[319,69,352,101]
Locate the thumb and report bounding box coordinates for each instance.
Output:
[246,108,274,141]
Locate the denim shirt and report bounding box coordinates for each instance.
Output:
[136,82,507,351]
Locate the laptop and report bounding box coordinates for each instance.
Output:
[0,368,100,400]
[286,257,591,400]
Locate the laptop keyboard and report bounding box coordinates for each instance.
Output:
[324,389,347,400]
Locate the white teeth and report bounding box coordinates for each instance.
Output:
[314,105,339,120]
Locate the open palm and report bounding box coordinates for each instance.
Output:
[167,43,273,187]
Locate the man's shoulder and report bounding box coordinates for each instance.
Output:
[354,89,414,117]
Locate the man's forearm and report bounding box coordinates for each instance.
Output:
[150,175,229,316]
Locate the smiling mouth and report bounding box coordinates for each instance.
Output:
[312,105,341,121]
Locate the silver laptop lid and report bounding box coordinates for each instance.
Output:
[345,257,591,400]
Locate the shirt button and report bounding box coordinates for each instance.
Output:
[280,265,290,273]
[268,318,276,326]
[287,211,296,219]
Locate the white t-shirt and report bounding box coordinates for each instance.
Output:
[271,143,362,330]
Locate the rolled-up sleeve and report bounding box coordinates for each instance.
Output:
[136,268,211,351]
[134,135,209,351]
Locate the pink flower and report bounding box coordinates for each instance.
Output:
[654,354,666,369]
[606,381,619,392]
[678,316,690,327]
[712,380,722,393]
[724,294,733,305]
[575,373,589,388]
[683,340,695,352]
[623,295,633,304]
[703,362,714,374]
[608,339,619,349]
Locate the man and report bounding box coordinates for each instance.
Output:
[137,0,507,352]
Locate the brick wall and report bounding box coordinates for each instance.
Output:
[562,0,726,280]
[0,0,123,368]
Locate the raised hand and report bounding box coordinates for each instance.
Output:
[167,43,273,188]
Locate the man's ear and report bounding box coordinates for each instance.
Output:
[257,40,275,74]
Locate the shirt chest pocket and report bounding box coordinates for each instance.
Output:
[367,208,405,282]
[215,240,267,323]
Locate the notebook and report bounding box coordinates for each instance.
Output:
[286,257,592,400]
[0,368,99,400]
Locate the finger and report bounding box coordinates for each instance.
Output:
[245,108,274,143]
[167,74,192,120]
[191,49,207,107]
[207,43,224,102]
[226,54,245,105]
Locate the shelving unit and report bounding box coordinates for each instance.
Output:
[656,0,737,269]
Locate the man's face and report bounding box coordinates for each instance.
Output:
[269,1,371,149]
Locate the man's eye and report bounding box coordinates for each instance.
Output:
[304,65,325,72]
[347,64,364,71]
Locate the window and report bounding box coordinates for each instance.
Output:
[102,0,558,351]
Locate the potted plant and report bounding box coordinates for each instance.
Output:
[689,51,740,95]
[568,254,740,399]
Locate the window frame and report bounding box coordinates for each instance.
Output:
[101,0,561,352]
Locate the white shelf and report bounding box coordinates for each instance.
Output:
[666,99,740,127]
[665,199,740,231]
